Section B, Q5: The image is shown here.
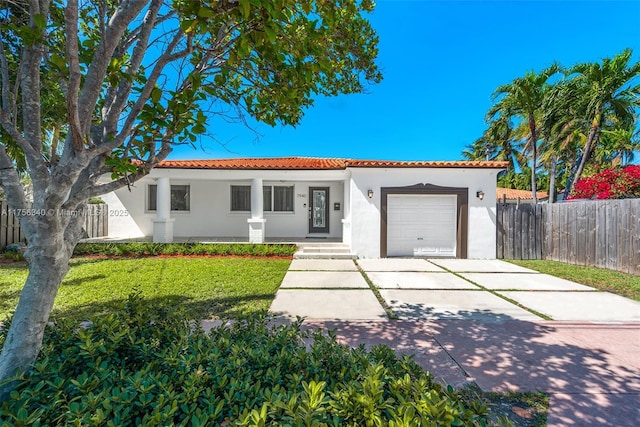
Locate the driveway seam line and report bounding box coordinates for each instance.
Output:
[438,267,553,321]
[354,260,397,320]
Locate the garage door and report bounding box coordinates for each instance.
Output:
[387,194,457,257]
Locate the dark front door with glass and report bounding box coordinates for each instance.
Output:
[309,187,329,233]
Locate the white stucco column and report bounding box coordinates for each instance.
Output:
[247,178,266,243]
[341,177,352,245]
[153,177,175,242]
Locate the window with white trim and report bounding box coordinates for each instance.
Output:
[148,184,190,211]
[230,185,251,211]
[272,185,294,211]
[230,185,294,212]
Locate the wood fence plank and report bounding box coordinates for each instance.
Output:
[595,202,607,269]
[631,200,640,275]
[542,204,551,258]
[530,205,538,259]
[521,205,529,259]
[551,204,560,261]
[1,201,7,248]
[508,204,515,259]
[605,201,617,271]
[535,204,543,259]
[514,204,522,260]
[496,200,637,274]
[583,202,598,265]
[496,204,504,259]
[528,205,536,259]
[11,209,20,244]
[559,204,568,263]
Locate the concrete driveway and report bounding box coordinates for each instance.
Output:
[270,258,640,322]
[268,258,640,426]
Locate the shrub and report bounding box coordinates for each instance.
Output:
[73,242,297,258]
[0,251,24,262]
[88,197,106,204]
[569,165,640,200]
[0,294,495,426]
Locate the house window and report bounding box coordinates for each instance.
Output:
[148,184,190,211]
[231,185,251,211]
[230,185,294,212]
[273,186,294,211]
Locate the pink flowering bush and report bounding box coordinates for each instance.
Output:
[569,165,640,200]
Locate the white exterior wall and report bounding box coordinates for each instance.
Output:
[109,172,345,240]
[104,165,501,258]
[348,168,500,259]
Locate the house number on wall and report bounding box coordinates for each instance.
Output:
[297,193,307,198]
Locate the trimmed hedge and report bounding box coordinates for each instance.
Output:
[73,242,297,257]
[0,295,498,426]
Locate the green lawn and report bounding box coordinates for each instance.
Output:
[0,257,291,321]
[507,259,640,301]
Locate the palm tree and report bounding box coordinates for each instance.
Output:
[463,115,525,169]
[564,49,640,195]
[539,79,586,202]
[487,64,560,203]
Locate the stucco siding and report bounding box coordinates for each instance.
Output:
[349,168,499,259]
[110,177,344,239]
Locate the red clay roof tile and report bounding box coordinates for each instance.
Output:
[496,187,548,201]
[157,157,509,170]
[156,157,347,170]
[345,159,510,168]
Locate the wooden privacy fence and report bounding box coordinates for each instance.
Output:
[497,199,640,275]
[84,204,109,240]
[0,200,25,250]
[0,201,108,249]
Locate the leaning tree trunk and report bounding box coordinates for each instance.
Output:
[548,155,557,203]
[528,113,538,204]
[569,109,602,195]
[0,211,84,401]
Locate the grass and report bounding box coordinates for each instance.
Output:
[507,259,640,301]
[0,257,291,321]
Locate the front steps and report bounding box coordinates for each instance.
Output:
[294,243,356,259]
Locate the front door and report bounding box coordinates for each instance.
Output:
[309,187,329,233]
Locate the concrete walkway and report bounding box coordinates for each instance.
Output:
[269,258,640,426]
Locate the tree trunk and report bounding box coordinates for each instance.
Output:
[0,213,83,402]
[569,109,602,194]
[528,113,538,204]
[548,155,557,203]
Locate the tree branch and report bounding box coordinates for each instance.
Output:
[75,0,149,135]
[92,30,186,157]
[102,0,163,136]
[64,0,83,153]
[0,37,12,112]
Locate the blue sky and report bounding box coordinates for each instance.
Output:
[169,0,640,162]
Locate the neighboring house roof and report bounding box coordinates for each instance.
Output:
[496,187,548,201]
[156,157,509,170]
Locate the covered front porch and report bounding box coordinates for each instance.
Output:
[106,166,355,247]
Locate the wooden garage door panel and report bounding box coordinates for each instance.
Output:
[387,194,457,257]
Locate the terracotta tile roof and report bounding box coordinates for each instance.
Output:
[156,157,347,170]
[496,187,549,201]
[346,159,509,169]
[157,157,509,170]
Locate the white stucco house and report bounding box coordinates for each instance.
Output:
[101,157,508,259]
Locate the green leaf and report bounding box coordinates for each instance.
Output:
[239,0,251,20]
[197,8,215,18]
[150,87,161,103]
[265,26,276,43]
[50,54,67,70]
[34,14,46,30]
